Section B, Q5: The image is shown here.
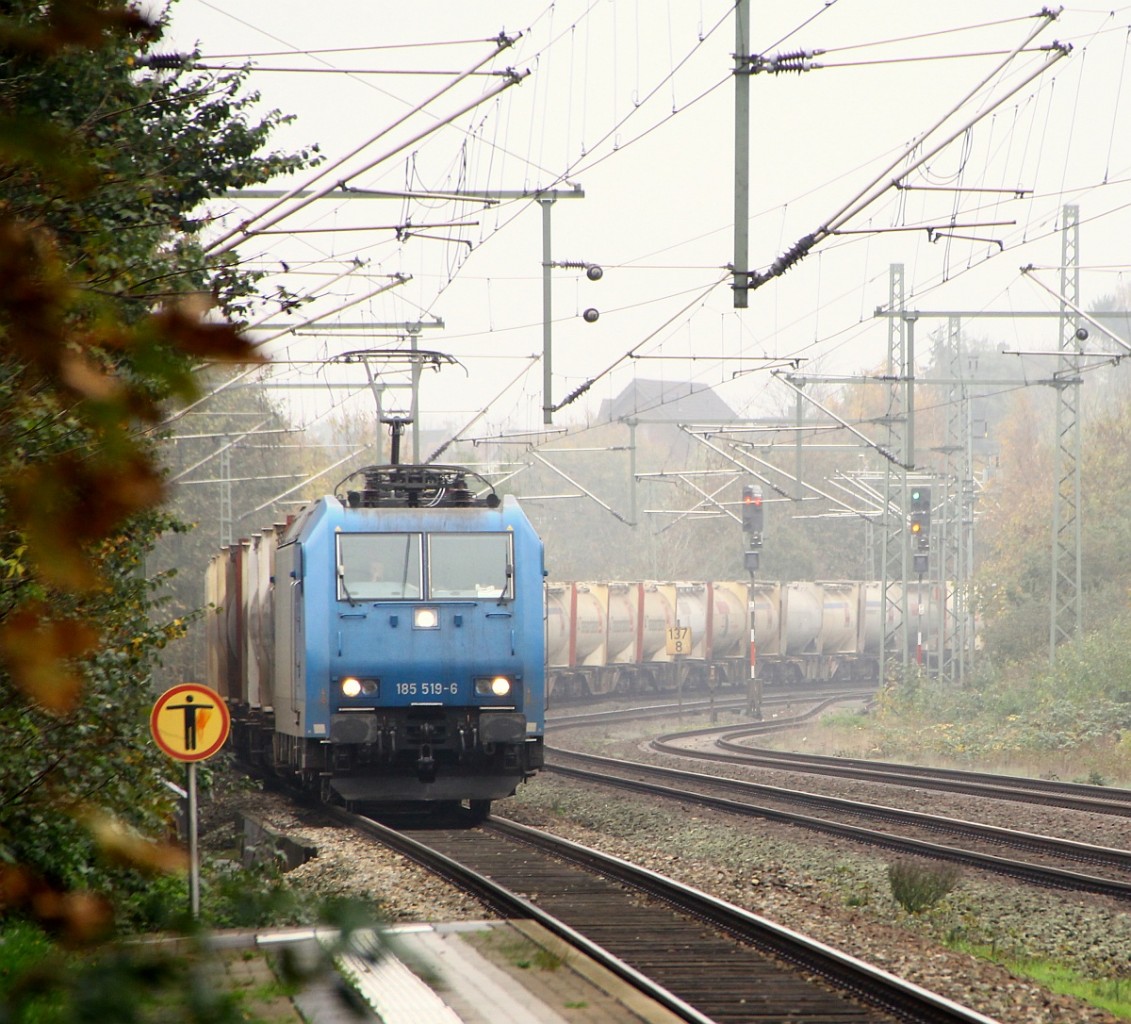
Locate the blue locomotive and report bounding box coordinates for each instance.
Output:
[206,462,545,816]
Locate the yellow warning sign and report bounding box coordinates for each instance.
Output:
[150,684,230,762]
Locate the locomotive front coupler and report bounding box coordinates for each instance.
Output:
[457,721,480,754]
[416,743,437,782]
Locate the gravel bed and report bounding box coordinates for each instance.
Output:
[554,726,1131,852]
[207,729,1131,1024]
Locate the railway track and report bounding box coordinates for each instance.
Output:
[544,748,1131,901]
[546,688,873,730]
[329,805,998,1024]
[651,724,1131,818]
[550,694,1131,818]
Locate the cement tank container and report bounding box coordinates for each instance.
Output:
[205,553,228,698]
[569,583,609,667]
[818,581,862,655]
[708,582,748,658]
[248,528,278,709]
[606,583,637,664]
[241,536,262,708]
[674,584,709,659]
[544,584,572,669]
[782,581,822,655]
[749,582,782,657]
[223,545,245,703]
[863,581,963,656]
[639,583,677,662]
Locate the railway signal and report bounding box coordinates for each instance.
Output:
[150,683,230,920]
[909,484,931,574]
[742,484,763,572]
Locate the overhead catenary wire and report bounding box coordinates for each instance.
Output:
[204,33,523,255]
[747,17,1071,290]
[425,354,540,463]
[199,38,508,59]
[167,4,1131,467]
[821,14,1064,231]
[237,447,368,521]
[550,272,730,414]
[159,274,409,429]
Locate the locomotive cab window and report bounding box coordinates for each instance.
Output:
[428,533,513,600]
[338,533,422,600]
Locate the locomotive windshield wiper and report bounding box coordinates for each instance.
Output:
[337,564,358,607]
[496,563,513,606]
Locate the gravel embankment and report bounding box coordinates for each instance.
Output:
[210,730,1131,1024]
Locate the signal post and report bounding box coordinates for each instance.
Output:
[741,484,764,718]
[150,683,231,919]
[908,484,932,666]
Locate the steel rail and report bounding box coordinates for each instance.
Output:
[489,816,1002,1024]
[328,806,716,1024]
[653,731,1131,816]
[330,805,999,1024]
[545,749,1131,900]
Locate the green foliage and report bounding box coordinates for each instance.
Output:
[0,0,318,950]
[0,851,374,1021]
[887,859,960,914]
[943,940,1131,1020]
[878,617,1131,766]
[975,388,1131,666]
[0,920,267,1024]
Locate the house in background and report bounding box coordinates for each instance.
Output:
[598,378,737,426]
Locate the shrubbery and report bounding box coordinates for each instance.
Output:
[887,859,961,914]
[875,617,1131,770]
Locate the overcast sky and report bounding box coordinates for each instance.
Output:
[161,2,1131,442]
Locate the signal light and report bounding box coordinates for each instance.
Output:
[741,484,764,540]
[908,484,931,554]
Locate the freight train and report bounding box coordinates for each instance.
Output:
[205,463,546,816]
[545,578,959,702]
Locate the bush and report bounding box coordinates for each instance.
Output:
[888,859,960,914]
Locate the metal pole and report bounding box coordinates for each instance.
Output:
[905,315,917,469]
[541,197,554,423]
[733,0,750,309]
[363,362,384,464]
[627,418,638,525]
[410,334,421,463]
[187,762,200,919]
[794,386,803,500]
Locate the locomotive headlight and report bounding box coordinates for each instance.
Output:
[413,606,439,629]
[339,677,379,698]
[475,675,512,697]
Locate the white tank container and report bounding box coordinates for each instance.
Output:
[749,582,782,657]
[782,581,822,655]
[819,581,862,655]
[674,584,709,658]
[708,582,748,658]
[639,583,677,661]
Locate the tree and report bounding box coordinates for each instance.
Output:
[0,0,318,933]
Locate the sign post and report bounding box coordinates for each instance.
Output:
[150,683,230,919]
[666,624,691,712]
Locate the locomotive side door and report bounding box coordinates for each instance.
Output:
[272,541,305,735]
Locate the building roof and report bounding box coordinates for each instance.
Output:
[597,379,737,423]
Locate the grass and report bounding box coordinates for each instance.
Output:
[754,703,1131,788]
[466,929,564,972]
[949,943,1131,1019]
[0,920,313,1024]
